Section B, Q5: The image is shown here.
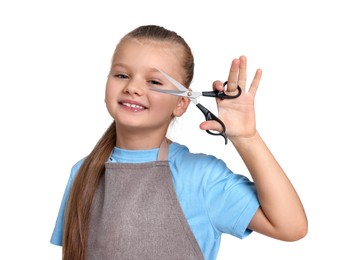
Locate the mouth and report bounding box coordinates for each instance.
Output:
[119,100,147,112]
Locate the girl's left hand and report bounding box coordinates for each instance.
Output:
[199,55,262,141]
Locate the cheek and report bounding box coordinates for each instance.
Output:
[104,82,111,98]
[105,88,111,101]
[105,83,119,100]
[104,84,120,112]
[150,94,178,111]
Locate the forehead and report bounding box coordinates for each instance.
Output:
[112,38,184,72]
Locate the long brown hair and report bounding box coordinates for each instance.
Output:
[62,25,194,260]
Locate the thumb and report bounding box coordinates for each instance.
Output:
[199,120,223,133]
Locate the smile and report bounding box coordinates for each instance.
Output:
[121,102,146,111]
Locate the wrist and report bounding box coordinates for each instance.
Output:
[230,130,261,148]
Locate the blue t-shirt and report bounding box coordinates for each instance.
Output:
[50,142,259,260]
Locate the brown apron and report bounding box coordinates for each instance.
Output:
[87,139,204,260]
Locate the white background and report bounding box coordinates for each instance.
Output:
[1,0,343,259]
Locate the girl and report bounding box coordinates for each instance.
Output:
[51,25,307,260]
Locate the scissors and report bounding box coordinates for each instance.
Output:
[151,70,242,145]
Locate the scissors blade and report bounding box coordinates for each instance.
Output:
[150,88,188,97]
[157,69,241,101]
[158,69,202,102]
[158,69,189,92]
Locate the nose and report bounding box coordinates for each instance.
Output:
[123,79,145,96]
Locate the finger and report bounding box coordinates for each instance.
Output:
[212,80,224,91]
[199,120,223,133]
[237,55,247,90]
[248,69,262,98]
[226,58,240,92]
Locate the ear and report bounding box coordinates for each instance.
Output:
[173,97,190,117]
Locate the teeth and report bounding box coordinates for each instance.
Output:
[122,102,144,109]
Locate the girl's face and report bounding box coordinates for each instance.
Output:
[105,38,189,140]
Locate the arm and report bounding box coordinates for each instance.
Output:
[200,56,308,241]
[232,131,307,241]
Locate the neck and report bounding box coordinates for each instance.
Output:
[115,127,167,150]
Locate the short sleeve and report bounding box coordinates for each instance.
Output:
[50,158,85,246]
[204,160,259,239]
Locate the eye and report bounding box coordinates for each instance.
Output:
[113,73,129,79]
[148,79,163,86]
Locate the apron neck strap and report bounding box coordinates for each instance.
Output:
[157,138,171,161]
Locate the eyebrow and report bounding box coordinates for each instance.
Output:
[111,64,161,74]
[148,68,161,73]
[111,63,128,69]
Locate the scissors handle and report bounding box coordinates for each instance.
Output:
[196,103,228,145]
[202,82,242,100]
